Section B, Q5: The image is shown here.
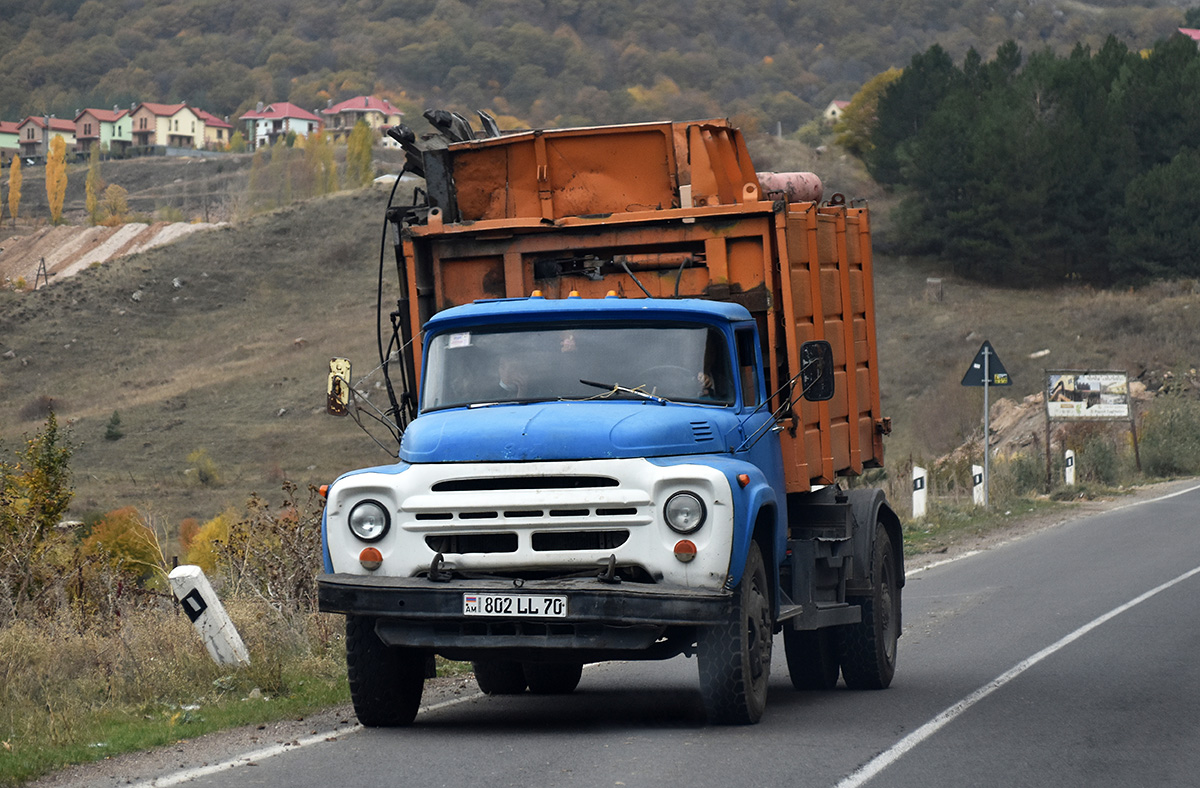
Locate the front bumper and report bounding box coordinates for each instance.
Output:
[319,573,732,656]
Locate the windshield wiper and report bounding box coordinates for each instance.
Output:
[579,379,668,405]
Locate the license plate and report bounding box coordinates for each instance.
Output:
[463,593,568,618]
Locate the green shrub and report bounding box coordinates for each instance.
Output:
[1140,395,1200,476]
[186,448,222,487]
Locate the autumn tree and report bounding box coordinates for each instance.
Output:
[100,183,128,224]
[836,68,903,157]
[85,144,104,225]
[304,131,338,195]
[346,119,374,187]
[7,155,20,226]
[81,506,164,583]
[0,412,74,610]
[45,136,67,224]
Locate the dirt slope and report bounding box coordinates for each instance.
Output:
[0,222,224,287]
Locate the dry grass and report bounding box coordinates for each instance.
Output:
[0,600,347,786]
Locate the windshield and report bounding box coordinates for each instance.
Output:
[421,322,735,411]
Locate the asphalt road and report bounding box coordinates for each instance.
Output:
[86,481,1200,788]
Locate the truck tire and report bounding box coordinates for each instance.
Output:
[472,660,528,694]
[523,662,583,694]
[346,615,426,727]
[783,627,840,690]
[697,541,772,724]
[839,521,899,690]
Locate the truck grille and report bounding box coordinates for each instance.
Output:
[407,472,648,556]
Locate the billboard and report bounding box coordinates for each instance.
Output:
[1045,371,1130,420]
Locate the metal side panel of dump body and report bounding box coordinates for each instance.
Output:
[395,118,885,491]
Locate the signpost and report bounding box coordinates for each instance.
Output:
[1044,370,1139,487]
[961,341,1011,507]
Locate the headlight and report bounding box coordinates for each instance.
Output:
[348,500,390,542]
[664,492,706,534]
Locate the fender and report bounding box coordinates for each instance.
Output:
[650,455,782,591]
[845,487,905,595]
[321,461,413,574]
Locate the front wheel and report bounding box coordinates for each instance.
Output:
[346,615,426,727]
[839,521,900,689]
[697,541,773,724]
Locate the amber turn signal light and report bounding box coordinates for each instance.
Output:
[359,547,383,571]
[673,540,697,563]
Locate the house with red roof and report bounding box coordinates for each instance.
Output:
[823,99,851,125]
[1178,27,1200,43]
[239,102,322,149]
[321,96,404,147]
[193,109,233,150]
[16,116,76,158]
[0,121,20,156]
[129,102,205,149]
[74,107,131,155]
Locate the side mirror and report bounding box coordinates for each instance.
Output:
[327,358,352,416]
[799,341,835,402]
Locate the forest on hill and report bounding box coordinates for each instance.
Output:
[860,31,1200,287]
[0,0,1191,132]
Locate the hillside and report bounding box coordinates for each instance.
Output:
[0,185,398,530]
[2,146,1199,537]
[0,0,1189,135]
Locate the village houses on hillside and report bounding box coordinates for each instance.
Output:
[0,95,403,163]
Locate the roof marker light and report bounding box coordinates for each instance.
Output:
[569,290,581,298]
[531,290,544,298]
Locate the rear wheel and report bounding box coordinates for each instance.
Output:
[346,615,426,727]
[839,522,900,689]
[784,627,840,690]
[698,541,772,724]
[523,662,583,694]
[472,659,528,694]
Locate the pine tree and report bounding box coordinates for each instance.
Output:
[45,136,67,225]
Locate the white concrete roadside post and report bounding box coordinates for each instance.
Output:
[912,466,928,519]
[1065,449,1076,487]
[972,464,985,507]
[168,564,250,667]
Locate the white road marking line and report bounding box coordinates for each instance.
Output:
[126,691,488,787]
[835,562,1200,788]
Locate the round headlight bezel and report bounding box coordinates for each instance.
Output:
[664,491,706,534]
[348,500,390,543]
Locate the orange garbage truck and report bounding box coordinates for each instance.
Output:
[318,115,901,725]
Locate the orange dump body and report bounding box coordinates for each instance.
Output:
[400,119,886,492]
